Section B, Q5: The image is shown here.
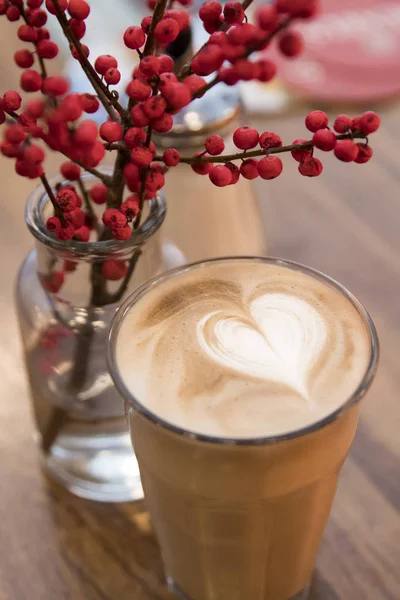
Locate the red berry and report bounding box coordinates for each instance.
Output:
[100,121,122,143]
[259,131,282,149]
[74,226,90,241]
[183,75,206,98]
[163,148,180,166]
[64,207,85,229]
[102,208,127,229]
[94,54,118,76]
[61,93,83,121]
[24,143,45,164]
[104,68,121,85]
[223,1,244,24]
[256,5,278,30]
[139,56,161,78]
[55,220,74,240]
[312,129,337,151]
[219,67,240,86]
[164,8,190,31]
[355,143,373,164]
[233,59,259,82]
[102,260,128,281]
[43,271,65,293]
[154,18,179,46]
[141,15,152,34]
[26,99,45,119]
[28,0,45,9]
[120,196,139,221]
[124,127,146,149]
[277,0,318,18]
[360,111,380,134]
[56,188,78,212]
[61,161,81,180]
[74,121,97,148]
[278,30,304,58]
[143,95,166,119]
[45,0,67,14]
[126,79,152,102]
[74,120,98,148]
[333,114,352,134]
[225,161,240,184]
[5,124,26,144]
[334,139,358,162]
[42,76,70,96]
[130,146,153,168]
[205,134,225,155]
[37,27,50,40]
[151,113,173,133]
[146,169,165,193]
[124,26,146,50]
[209,164,232,187]
[233,126,259,150]
[37,40,59,59]
[14,49,34,69]
[80,94,100,114]
[162,83,191,109]
[240,159,259,180]
[199,1,222,23]
[191,45,224,76]
[229,23,261,46]
[15,158,43,179]
[291,138,312,162]
[159,54,174,74]
[6,5,21,20]
[257,156,283,180]
[123,163,141,190]
[17,24,38,42]
[3,90,22,112]
[72,43,90,60]
[20,70,42,92]
[305,110,328,133]
[69,18,86,39]
[256,59,277,82]
[90,183,108,204]
[68,0,90,20]
[209,31,229,46]
[28,8,47,26]
[158,72,178,88]
[112,225,132,240]
[46,216,61,234]
[130,103,150,127]
[1,142,21,158]
[191,153,213,175]
[84,140,105,168]
[351,116,362,132]
[298,157,323,177]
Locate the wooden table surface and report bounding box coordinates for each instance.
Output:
[1,14,400,600]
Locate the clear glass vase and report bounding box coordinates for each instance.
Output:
[16,174,183,502]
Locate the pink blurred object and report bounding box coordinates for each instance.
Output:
[272,0,400,102]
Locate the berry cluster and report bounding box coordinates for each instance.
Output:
[0,0,380,290]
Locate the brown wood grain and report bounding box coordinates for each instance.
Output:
[0,11,399,600]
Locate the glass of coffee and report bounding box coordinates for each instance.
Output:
[107,257,379,600]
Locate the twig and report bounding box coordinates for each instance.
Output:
[51,0,126,121]
[160,131,368,164]
[143,0,169,57]
[77,177,102,236]
[40,173,65,222]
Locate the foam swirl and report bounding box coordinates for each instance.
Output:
[116,260,370,438]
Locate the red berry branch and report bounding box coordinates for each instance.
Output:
[0,0,381,278]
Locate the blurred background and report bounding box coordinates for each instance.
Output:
[1,1,400,599]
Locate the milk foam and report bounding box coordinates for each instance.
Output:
[116,260,371,438]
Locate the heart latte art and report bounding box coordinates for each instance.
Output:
[116,260,371,438]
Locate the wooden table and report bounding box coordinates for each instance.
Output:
[1,18,400,600]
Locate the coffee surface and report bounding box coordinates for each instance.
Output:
[116,259,371,438]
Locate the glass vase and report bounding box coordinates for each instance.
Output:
[16,174,183,502]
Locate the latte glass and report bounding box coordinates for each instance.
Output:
[107,257,379,600]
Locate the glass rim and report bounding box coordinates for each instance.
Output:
[107,256,379,446]
[25,170,166,259]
